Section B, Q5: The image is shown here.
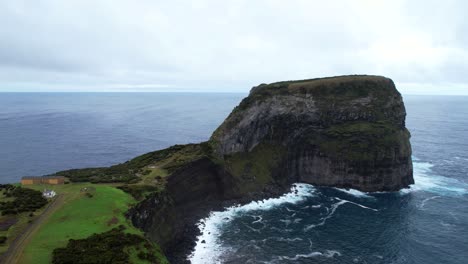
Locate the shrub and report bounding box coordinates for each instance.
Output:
[52,143,211,184]
[0,186,48,215]
[117,185,158,200]
[52,226,162,264]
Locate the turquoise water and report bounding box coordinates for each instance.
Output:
[1,93,467,263]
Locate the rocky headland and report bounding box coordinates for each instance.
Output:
[52,75,413,263]
[124,75,413,263]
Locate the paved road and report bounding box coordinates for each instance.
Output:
[0,195,65,264]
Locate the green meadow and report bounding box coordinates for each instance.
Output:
[19,183,167,264]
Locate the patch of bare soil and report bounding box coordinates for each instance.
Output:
[0,216,18,231]
[107,217,118,226]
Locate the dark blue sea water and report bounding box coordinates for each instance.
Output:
[188,95,468,264]
[1,93,467,263]
[0,93,244,183]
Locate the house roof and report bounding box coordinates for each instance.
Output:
[21,176,66,180]
[42,176,65,179]
[21,176,42,180]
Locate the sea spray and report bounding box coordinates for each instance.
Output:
[404,161,468,196]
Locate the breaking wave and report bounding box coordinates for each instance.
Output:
[189,158,467,263]
[188,183,316,264]
[404,160,468,196]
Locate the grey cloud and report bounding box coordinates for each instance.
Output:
[0,0,467,94]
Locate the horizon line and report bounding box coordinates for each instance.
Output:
[1,91,468,96]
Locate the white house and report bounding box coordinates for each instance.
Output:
[43,189,56,198]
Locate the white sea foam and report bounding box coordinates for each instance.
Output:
[304,200,347,231]
[304,198,377,231]
[454,156,468,161]
[279,249,342,261]
[333,187,374,198]
[418,195,441,209]
[251,215,263,224]
[333,160,468,198]
[336,198,378,211]
[188,183,316,264]
[243,223,263,233]
[404,161,468,196]
[271,226,293,233]
[279,219,292,227]
[268,237,303,242]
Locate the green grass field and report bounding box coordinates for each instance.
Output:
[19,183,167,264]
[138,167,168,186]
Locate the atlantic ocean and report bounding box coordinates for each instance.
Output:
[1,93,467,264]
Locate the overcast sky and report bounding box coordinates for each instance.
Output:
[0,0,467,94]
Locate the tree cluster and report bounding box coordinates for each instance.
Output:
[52,225,161,264]
[0,184,48,215]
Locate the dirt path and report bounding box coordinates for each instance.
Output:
[0,195,65,264]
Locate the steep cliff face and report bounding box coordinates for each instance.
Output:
[127,156,285,262]
[128,158,233,258]
[211,75,413,192]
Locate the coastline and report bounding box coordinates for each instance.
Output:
[162,183,292,264]
[188,183,316,264]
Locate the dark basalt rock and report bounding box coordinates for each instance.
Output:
[127,158,287,263]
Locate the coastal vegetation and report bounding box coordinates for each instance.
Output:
[320,121,411,162]
[0,184,48,215]
[52,225,166,264]
[54,143,212,184]
[53,142,214,201]
[226,75,393,114]
[224,143,286,193]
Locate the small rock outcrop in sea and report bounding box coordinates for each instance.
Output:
[125,75,413,263]
[211,75,413,192]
